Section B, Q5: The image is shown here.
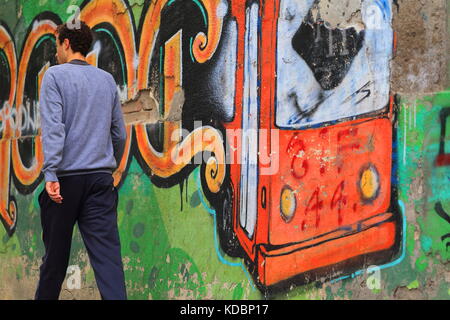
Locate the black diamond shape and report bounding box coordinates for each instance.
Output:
[292,17,365,91]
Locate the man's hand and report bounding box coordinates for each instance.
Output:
[45,181,63,203]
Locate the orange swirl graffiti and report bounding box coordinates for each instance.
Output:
[191,0,226,63]
[113,125,133,186]
[137,0,170,90]
[0,24,17,140]
[11,20,55,186]
[0,24,18,231]
[136,1,226,193]
[137,0,225,89]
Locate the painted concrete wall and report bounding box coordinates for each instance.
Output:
[0,0,448,299]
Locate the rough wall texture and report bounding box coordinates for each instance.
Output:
[0,0,448,300]
[391,0,448,94]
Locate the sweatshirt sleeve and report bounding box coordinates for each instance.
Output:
[111,87,127,168]
[39,70,65,182]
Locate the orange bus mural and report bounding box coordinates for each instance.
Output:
[209,0,402,292]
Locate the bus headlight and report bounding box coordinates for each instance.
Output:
[280,186,296,222]
[359,165,380,201]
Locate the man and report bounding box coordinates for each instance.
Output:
[36,20,127,300]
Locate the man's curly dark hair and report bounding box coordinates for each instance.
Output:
[56,20,93,56]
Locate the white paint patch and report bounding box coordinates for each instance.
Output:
[211,20,237,120]
[31,19,57,33]
[240,3,259,239]
[217,0,228,18]
[66,265,81,290]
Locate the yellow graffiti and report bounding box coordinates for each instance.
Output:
[360,167,380,200]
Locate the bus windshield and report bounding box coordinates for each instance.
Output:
[275,0,393,129]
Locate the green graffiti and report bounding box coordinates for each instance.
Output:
[407,280,419,290]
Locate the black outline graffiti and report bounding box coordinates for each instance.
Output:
[435,202,450,251]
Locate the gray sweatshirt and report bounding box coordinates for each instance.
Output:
[39,59,127,182]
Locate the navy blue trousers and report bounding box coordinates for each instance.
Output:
[35,173,127,300]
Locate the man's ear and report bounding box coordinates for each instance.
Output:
[64,38,70,50]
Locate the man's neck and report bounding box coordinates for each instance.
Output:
[66,53,87,63]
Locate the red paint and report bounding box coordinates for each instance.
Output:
[302,188,323,231]
[436,154,450,166]
[331,181,346,225]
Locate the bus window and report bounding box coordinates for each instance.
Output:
[276,0,393,129]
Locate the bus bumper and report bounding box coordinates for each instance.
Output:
[257,212,397,287]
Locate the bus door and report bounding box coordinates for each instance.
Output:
[236,2,261,254]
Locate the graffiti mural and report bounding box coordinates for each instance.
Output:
[0,0,448,299]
